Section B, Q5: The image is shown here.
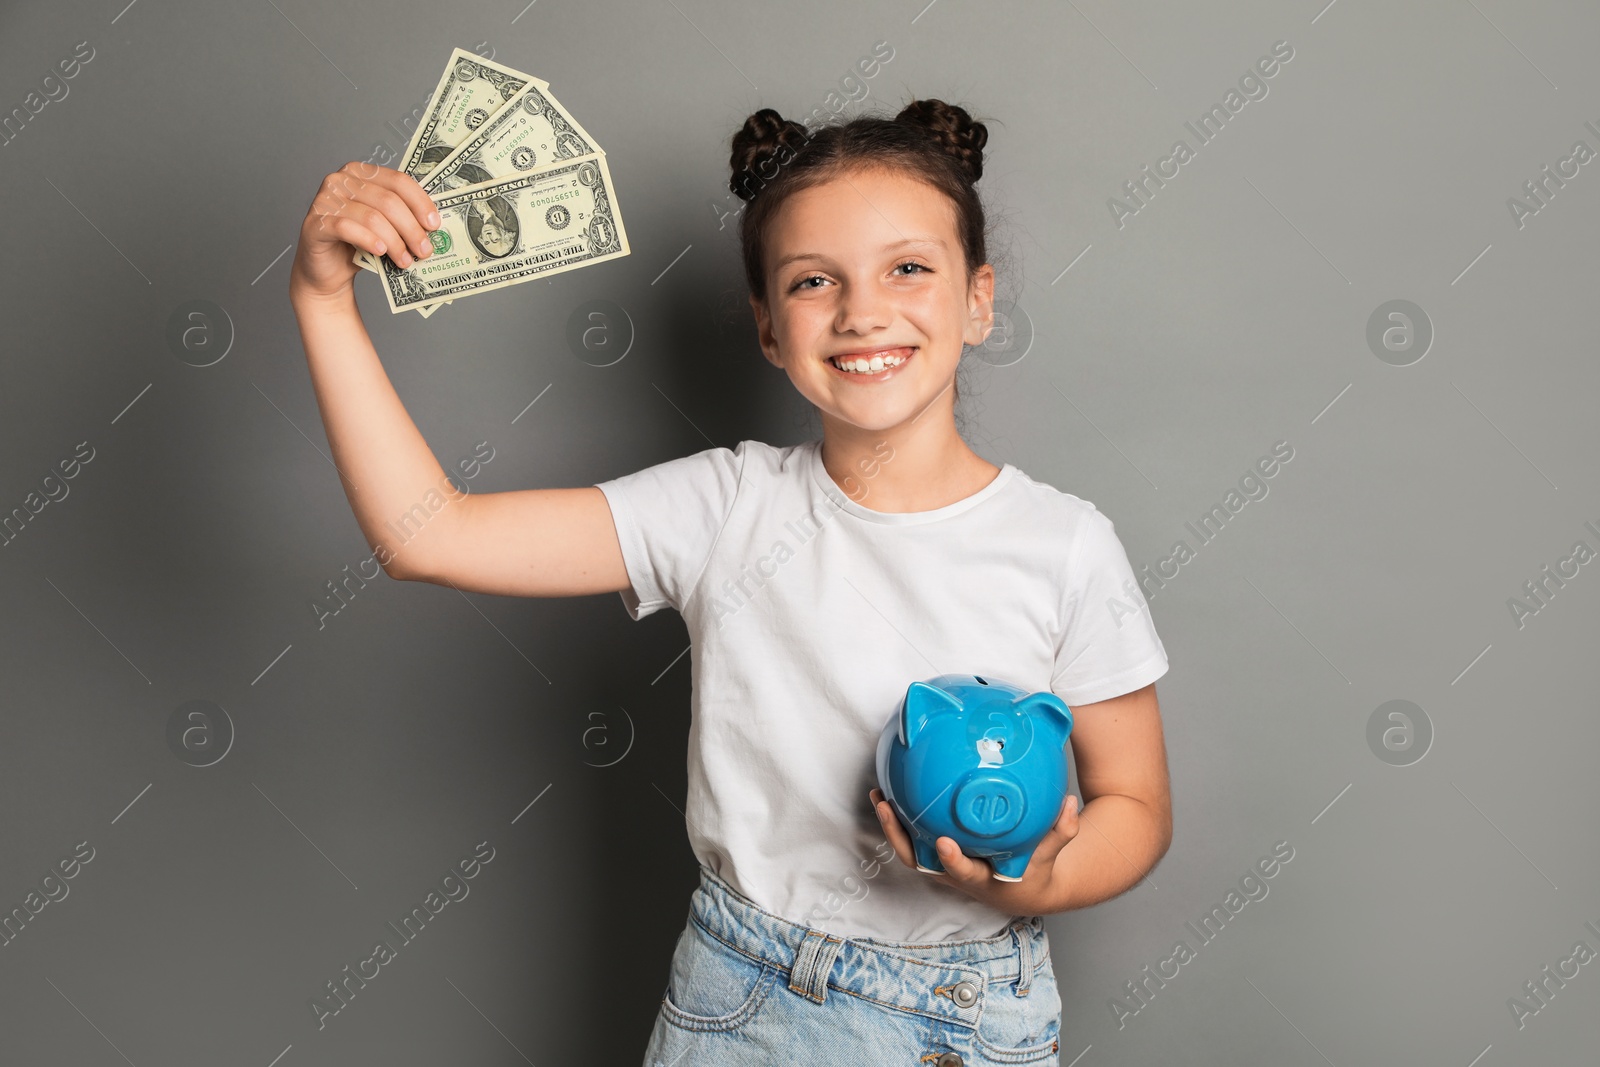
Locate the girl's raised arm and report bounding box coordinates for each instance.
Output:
[288,162,630,600]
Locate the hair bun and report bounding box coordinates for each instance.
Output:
[894,98,986,183]
[729,107,811,202]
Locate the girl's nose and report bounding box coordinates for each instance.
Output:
[834,283,893,335]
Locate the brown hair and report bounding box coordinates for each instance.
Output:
[728,98,990,306]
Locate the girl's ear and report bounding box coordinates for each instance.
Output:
[962,264,997,348]
[749,293,782,367]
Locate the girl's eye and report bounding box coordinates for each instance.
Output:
[790,262,930,292]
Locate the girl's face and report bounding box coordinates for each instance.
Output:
[750,166,994,436]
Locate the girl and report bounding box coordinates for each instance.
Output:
[289,98,1172,1066]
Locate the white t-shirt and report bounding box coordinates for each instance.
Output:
[595,438,1169,941]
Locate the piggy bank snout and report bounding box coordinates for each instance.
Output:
[952,772,1025,838]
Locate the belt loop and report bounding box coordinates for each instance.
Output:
[1011,920,1033,997]
[788,930,845,1004]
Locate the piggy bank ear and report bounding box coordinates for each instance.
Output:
[902,681,964,747]
[1013,691,1074,738]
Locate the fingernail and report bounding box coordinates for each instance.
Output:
[374,241,386,254]
[427,210,440,227]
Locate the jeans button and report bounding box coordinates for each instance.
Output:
[951,980,978,1007]
[936,1054,964,1067]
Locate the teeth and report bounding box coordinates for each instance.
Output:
[832,351,908,374]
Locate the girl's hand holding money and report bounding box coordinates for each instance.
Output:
[290,161,441,303]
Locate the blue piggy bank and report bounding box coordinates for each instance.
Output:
[875,674,1075,882]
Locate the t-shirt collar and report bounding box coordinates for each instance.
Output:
[806,438,1016,526]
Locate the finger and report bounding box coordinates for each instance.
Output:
[315,167,380,221]
[935,836,1000,885]
[352,163,442,241]
[346,174,436,260]
[869,789,915,869]
[1058,793,1081,837]
[316,167,429,264]
[316,213,388,261]
[869,791,911,866]
[339,202,412,267]
[1032,794,1082,865]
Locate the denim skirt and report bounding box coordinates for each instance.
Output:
[641,865,1062,1065]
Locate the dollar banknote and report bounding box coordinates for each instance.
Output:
[354,48,539,277]
[402,48,535,185]
[406,79,607,316]
[424,81,603,194]
[378,154,629,315]
[349,50,622,318]
[405,76,608,318]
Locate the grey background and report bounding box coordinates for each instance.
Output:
[1,0,1596,1063]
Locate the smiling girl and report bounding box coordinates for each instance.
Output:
[288,97,1171,1065]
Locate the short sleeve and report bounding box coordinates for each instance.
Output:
[594,443,745,621]
[1050,505,1170,706]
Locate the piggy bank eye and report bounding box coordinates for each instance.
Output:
[974,676,989,685]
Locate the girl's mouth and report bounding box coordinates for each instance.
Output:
[827,347,915,381]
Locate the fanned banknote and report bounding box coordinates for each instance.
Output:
[349,49,624,316]
[424,81,603,194]
[378,155,629,315]
[354,48,533,279]
[408,79,608,316]
[401,49,532,180]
